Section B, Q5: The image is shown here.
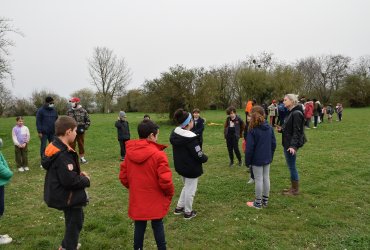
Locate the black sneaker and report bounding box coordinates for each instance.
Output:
[229,162,234,167]
[184,210,197,220]
[174,207,184,215]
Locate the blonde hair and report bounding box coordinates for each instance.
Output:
[285,94,299,106]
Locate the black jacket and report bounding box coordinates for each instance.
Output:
[170,127,208,178]
[281,105,306,150]
[115,119,130,141]
[42,137,90,210]
[191,117,205,145]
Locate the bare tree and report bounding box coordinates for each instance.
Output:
[88,47,131,113]
[0,82,13,115]
[0,17,23,84]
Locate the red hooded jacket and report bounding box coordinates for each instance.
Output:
[119,139,174,220]
[304,101,314,119]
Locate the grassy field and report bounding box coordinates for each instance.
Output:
[0,108,369,249]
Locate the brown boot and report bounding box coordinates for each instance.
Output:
[283,180,299,195]
[282,180,293,193]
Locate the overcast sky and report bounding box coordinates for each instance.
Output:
[2,0,370,98]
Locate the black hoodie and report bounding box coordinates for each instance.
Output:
[42,137,90,210]
[169,127,208,178]
[281,105,306,150]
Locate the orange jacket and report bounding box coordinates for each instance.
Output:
[245,101,253,113]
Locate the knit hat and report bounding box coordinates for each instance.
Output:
[119,111,127,118]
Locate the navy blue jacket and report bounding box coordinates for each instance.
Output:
[191,117,205,145]
[245,121,276,167]
[36,104,58,135]
[115,119,130,141]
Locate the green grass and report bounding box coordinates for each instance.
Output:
[0,109,369,249]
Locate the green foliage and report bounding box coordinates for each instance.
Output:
[0,108,369,249]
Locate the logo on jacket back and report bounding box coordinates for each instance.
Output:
[67,164,73,171]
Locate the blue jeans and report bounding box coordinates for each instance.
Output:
[40,133,54,159]
[284,149,299,181]
[134,219,166,250]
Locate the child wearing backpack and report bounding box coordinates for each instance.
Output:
[245,106,276,209]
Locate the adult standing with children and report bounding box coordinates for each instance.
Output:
[171,109,208,220]
[36,96,58,166]
[67,97,91,164]
[119,119,174,250]
[276,94,306,196]
[191,108,205,148]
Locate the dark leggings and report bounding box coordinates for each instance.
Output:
[226,135,241,163]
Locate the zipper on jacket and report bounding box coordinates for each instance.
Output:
[67,191,73,205]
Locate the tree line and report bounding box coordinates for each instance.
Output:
[1,19,370,118]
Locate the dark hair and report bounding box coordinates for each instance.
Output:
[192,108,200,114]
[143,114,150,119]
[45,96,54,103]
[248,106,265,130]
[173,108,190,125]
[138,120,159,139]
[16,116,23,121]
[55,116,77,136]
[226,106,236,115]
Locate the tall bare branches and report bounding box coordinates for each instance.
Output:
[88,47,131,113]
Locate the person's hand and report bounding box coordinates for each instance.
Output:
[38,133,43,139]
[81,171,90,180]
[275,125,282,132]
[287,147,296,155]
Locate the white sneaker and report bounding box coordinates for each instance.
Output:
[24,166,29,171]
[80,157,88,164]
[40,164,43,168]
[247,178,255,184]
[0,235,12,245]
[18,167,24,172]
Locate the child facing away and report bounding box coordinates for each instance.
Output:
[170,109,208,220]
[42,116,90,250]
[245,106,276,209]
[190,108,205,148]
[224,106,245,167]
[12,116,30,172]
[0,138,14,245]
[115,111,130,161]
[119,120,174,250]
[326,104,334,123]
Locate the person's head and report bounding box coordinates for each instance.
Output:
[252,99,257,105]
[55,116,78,143]
[45,96,54,108]
[192,108,200,120]
[272,100,276,104]
[143,114,150,120]
[16,116,24,126]
[138,120,160,142]
[173,108,193,130]
[249,106,266,130]
[226,106,237,119]
[119,111,127,120]
[284,94,299,110]
[69,97,80,109]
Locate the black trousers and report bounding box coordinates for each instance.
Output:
[62,207,84,250]
[226,135,241,163]
[119,140,128,159]
[134,219,166,250]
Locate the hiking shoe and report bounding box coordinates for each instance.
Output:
[174,207,184,215]
[247,178,255,184]
[18,167,24,172]
[184,211,197,220]
[80,157,88,164]
[0,235,12,245]
[246,201,262,209]
[24,166,29,171]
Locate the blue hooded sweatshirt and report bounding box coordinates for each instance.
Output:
[245,121,276,167]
